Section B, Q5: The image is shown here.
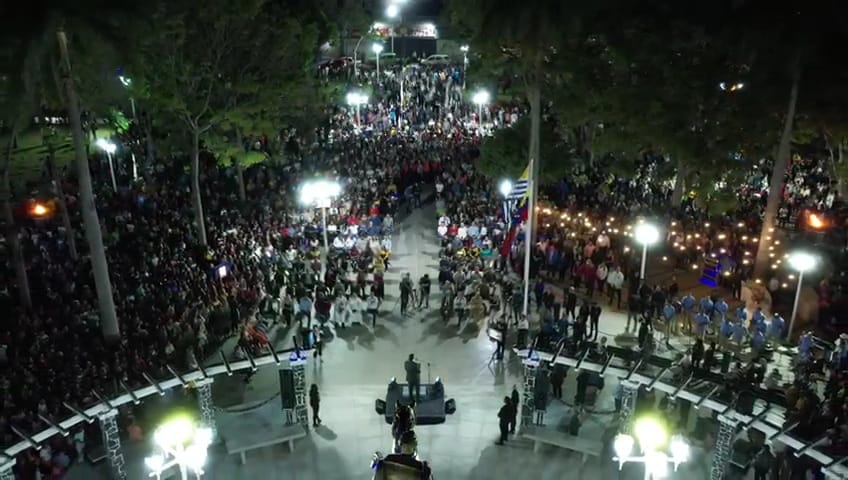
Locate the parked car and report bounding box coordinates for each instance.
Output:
[420,54,450,66]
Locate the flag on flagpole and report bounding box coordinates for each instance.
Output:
[500,163,531,257]
[507,165,530,201]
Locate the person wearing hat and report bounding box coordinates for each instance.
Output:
[373,430,432,479]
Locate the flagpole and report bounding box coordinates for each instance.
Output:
[522,156,535,316]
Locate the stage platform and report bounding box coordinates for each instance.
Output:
[379,383,455,425]
[218,399,307,464]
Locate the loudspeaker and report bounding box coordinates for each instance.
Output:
[279,369,296,410]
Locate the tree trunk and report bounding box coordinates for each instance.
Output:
[671,157,687,207]
[57,28,120,340]
[235,128,246,202]
[2,149,32,310]
[47,146,78,260]
[753,58,801,280]
[191,128,208,246]
[837,141,847,200]
[145,118,156,175]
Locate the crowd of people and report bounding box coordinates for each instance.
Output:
[2,47,847,479]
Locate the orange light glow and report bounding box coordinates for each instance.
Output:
[29,202,51,218]
[807,212,827,230]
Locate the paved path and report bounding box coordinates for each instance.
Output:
[69,204,713,480]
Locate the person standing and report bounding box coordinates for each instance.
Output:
[405,354,421,400]
[367,291,380,328]
[309,384,321,426]
[312,325,324,363]
[606,266,624,309]
[496,396,513,445]
[626,291,641,333]
[550,366,565,401]
[418,274,431,309]
[589,302,602,341]
[510,386,520,434]
[564,287,578,321]
[400,273,413,316]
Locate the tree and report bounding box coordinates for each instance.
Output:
[212,7,321,200]
[726,0,848,279]
[478,117,571,182]
[0,1,138,339]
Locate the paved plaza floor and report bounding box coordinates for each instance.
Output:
[70,206,729,480]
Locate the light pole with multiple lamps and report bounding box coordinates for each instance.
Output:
[613,416,691,480]
[95,138,118,192]
[460,45,469,90]
[787,251,817,340]
[634,222,660,284]
[299,179,342,274]
[144,417,214,480]
[346,92,369,126]
[472,89,490,126]
[373,43,384,77]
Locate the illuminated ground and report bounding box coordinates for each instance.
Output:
[69,205,715,480]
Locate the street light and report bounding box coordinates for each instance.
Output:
[499,179,513,198]
[386,4,399,17]
[472,89,490,126]
[346,91,369,126]
[634,222,660,284]
[787,251,817,340]
[95,138,118,192]
[300,179,343,274]
[145,416,213,480]
[373,43,384,77]
[460,45,469,90]
[613,416,690,480]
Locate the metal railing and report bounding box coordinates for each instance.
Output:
[521,346,848,479]
[0,345,302,472]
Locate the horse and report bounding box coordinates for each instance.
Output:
[391,400,416,454]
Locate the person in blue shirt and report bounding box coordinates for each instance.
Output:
[695,311,710,339]
[751,330,766,351]
[720,318,734,339]
[662,302,677,343]
[714,298,728,323]
[799,331,813,363]
[769,313,785,340]
[736,306,747,324]
[681,293,696,334]
[699,296,714,317]
[753,312,767,334]
[732,320,746,344]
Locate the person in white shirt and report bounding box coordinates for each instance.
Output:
[457,224,468,240]
[333,236,345,250]
[606,266,624,309]
[435,181,444,194]
[382,236,392,252]
[366,292,380,327]
[334,295,350,328]
[344,236,356,250]
[437,225,448,237]
[438,215,450,227]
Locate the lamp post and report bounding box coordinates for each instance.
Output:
[144,417,213,480]
[634,222,660,284]
[118,75,137,123]
[787,251,817,340]
[472,89,490,126]
[346,92,368,126]
[95,138,118,192]
[499,179,513,223]
[460,45,469,90]
[386,4,400,53]
[300,179,342,275]
[613,416,691,480]
[373,43,384,77]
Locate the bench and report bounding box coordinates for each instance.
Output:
[225,423,307,465]
[522,426,602,463]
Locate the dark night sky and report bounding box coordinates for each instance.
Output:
[400,0,444,18]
